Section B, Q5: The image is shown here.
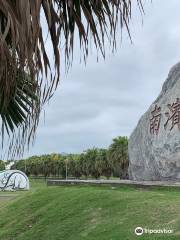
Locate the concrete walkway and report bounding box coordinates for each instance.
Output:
[47,179,180,188]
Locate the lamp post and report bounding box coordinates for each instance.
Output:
[65,159,68,180]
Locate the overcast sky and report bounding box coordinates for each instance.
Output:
[26,0,180,157]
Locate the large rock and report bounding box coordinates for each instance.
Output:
[128,63,180,181]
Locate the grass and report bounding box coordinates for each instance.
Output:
[0,180,179,240]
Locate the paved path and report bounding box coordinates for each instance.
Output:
[47,179,180,188]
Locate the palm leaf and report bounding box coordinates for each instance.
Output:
[0,0,143,158]
[0,69,40,158]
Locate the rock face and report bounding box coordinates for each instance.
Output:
[128,63,180,181]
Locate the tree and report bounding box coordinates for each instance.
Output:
[58,157,66,179]
[83,148,101,179]
[73,155,83,178]
[0,160,5,171]
[108,136,129,179]
[95,149,112,179]
[0,0,143,157]
[10,136,128,179]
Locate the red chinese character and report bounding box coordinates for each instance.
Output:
[164,98,180,130]
[150,105,161,135]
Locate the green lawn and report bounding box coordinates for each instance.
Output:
[0,180,179,240]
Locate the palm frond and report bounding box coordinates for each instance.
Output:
[0,0,143,158]
[0,69,40,158]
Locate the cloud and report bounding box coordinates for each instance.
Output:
[26,0,180,156]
